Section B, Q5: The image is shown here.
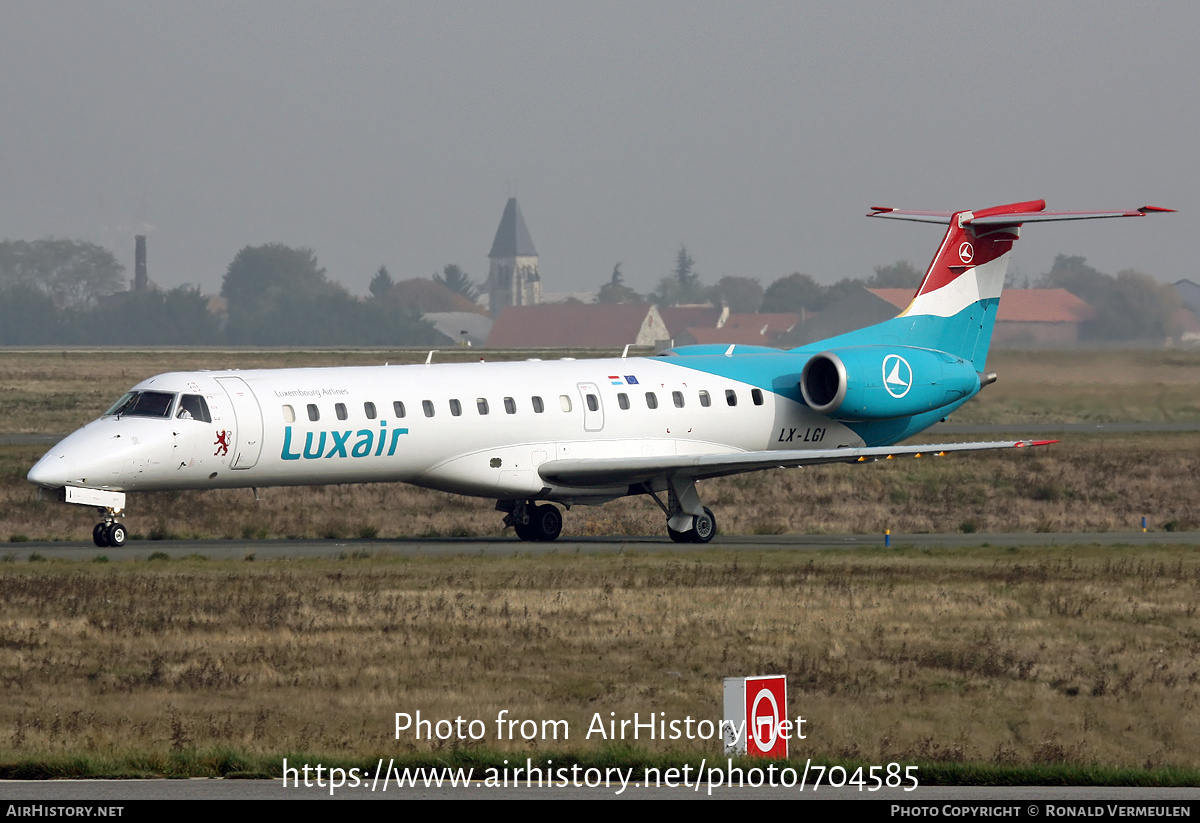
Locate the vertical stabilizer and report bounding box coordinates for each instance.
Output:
[858,200,1168,370]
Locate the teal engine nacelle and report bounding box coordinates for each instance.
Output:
[799,346,981,421]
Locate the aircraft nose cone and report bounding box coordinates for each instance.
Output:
[27,451,71,488]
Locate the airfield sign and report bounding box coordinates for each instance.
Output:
[723,675,788,758]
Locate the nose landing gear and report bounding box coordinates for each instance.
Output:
[92,508,127,548]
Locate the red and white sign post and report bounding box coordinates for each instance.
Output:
[723,675,788,758]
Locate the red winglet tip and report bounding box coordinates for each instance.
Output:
[1139,206,1176,214]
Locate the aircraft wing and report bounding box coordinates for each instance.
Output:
[537,439,1055,487]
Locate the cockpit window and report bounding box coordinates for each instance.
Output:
[176,394,212,423]
[104,391,176,419]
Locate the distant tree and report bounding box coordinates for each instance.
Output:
[385,278,488,315]
[596,263,642,304]
[867,260,922,290]
[1037,255,1106,303]
[761,272,827,312]
[652,245,707,306]
[221,244,328,308]
[160,287,221,344]
[1038,254,1179,341]
[0,284,60,344]
[707,276,763,313]
[69,287,219,346]
[369,265,395,300]
[221,244,339,344]
[0,238,124,309]
[1004,263,1030,290]
[823,276,870,307]
[433,264,480,302]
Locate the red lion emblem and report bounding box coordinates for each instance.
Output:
[214,430,231,457]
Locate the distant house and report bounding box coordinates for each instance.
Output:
[656,306,720,338]
[867,288,1096,345]
[781,286,1096,347]
[1172,279,1200,315]
[424,312,494,347]
[674,313,801,347]
[486,303,668,348]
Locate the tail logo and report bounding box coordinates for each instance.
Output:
[958,242,974,264]
[883,354,913,398]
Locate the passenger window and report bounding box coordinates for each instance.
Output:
[645,392,658,409]
[699,390,711,407]
[282,404,295,423]
[477,398,489,415]
[532,396,545,413]
[559,395,572,412]
[335,403,348,421]
[423,400,435,418]
[364,402,377,419]
[450,399,462,416]
[308,404,320,421]
[725,390,737,407]
[177,394,211,423]
[394,401,406,418]
[618,393,630,410]
[752,388,764,406]
[504,397,516,414]
[586,394,599,412]
[672,391,684,408]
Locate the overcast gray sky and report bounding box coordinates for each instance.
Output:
[0,2,1194,298]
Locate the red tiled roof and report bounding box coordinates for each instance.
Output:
[868,288,1095,323]
[721,313,800,334]
[659,306,721,336]
[486,304,656,347]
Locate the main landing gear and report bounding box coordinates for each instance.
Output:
[501,500,564,542]
[665,507,717,544]
[499,474,719,544]
[649,475,717,544]
[92,507,127,548]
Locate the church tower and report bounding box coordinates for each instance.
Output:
[486,197,541,316]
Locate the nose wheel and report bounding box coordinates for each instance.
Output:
[93,522,127,548]
[92,508,128,548]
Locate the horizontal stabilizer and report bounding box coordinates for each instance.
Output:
[869,204,1173,227]
[537,439,1056,487]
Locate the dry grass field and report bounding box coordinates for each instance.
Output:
[1,545,1199,774]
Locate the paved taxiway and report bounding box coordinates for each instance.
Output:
[12,530,1200,562]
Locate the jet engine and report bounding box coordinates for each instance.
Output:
[799,346,981,421]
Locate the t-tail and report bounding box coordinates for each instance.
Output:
[810,199,1173,371]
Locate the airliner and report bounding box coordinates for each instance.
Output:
[27,200,1170,547]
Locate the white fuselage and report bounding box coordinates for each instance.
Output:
[29,355,862,505]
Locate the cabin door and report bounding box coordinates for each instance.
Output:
[215,377,264,469]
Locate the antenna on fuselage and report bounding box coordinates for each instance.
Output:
[425,350,437,365]
[621,344,630,359]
